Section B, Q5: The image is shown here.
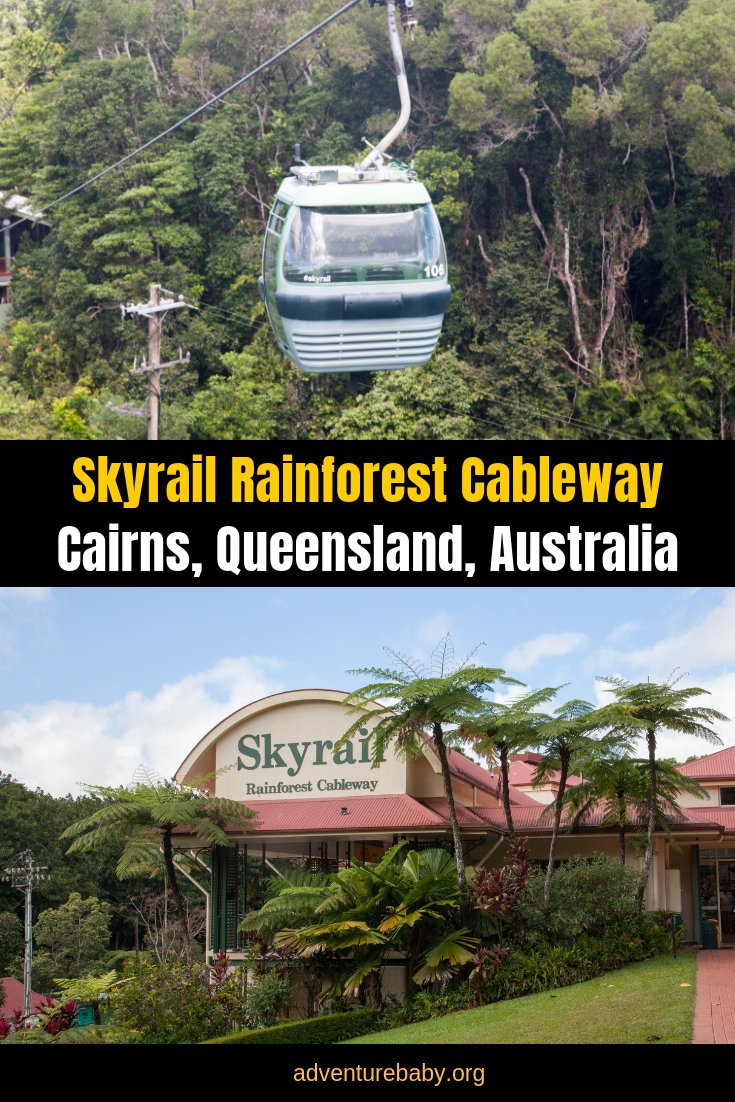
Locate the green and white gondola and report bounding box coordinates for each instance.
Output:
[257,0,450,373]
[259,164,450,373]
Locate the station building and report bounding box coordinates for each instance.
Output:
[173,688,735,959]
[0,193,49,330]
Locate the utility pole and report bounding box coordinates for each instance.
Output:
[116,284,194,440]
[2,851,49,1018]
[147,282,161,441]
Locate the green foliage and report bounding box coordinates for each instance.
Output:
[518,856,644,942]
[595,675,728,894]
[3,0,735,435]
[32,893,111,990]
[201,1007,381,1044]
[1,1022,140,1043]
[0,910,23,980]
[329,353,474,440]
[53,970,121,1003]
[264,845,472,999]
[109,956,249,1044]
[480,921,670,1001]
[562,754,709,857]
[378,913,670,1028]
[468,218,572,438]
[239,869,332,937]
[243,968,292,1029]
[413,149,473,224]
[60,774,254,881]
[341,638,520,887]
[188,348,284,439]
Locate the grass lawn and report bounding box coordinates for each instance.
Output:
[343,952,698,1045]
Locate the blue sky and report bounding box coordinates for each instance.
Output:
[1,586,733,794]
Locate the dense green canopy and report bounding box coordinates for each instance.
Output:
[2,0,735,438]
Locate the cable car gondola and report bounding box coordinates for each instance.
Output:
[258,0,451,373]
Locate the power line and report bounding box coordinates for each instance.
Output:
[202,303,266,330]
[2,0,363,235]
[353,377,641,440]
[480,390,643,440]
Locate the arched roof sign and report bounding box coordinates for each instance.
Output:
[175,688,386,793]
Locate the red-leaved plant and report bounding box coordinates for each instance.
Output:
[469,838,530,948]
[38,996,78,1035]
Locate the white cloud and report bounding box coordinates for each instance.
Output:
[613,668,735,761]
[0,656,282,795]
[502,631,587,673]
[416,612,453,646]
[0,587,51,602]
[592,590,735,755]
[606,620,640,644]
[614,589,735,674]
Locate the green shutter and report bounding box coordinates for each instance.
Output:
[211,845,247,952]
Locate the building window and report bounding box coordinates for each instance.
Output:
[721,788,735,805]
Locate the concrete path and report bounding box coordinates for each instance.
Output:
[693,950,735,1043]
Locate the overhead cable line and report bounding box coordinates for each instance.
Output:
[202,303,267,330]
[480,391,643,440]
[352,377,641,441]
[3,0,363,234]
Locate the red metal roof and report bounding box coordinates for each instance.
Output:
[417,798,494,828]
[471,803,720,834]
[683,807,735,832]
[677,746,735,781]
[507,753,582,790]
[176,793,451,836]
[1,977,45,1020]
[442,748,541,806]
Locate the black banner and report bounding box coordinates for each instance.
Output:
[1,441,725,584]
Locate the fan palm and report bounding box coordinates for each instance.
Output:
[594,675,727,904]
[561,754,708,863]
[340,635,520,888]
[239,869,333,937]
[459,687,559,838]
[272,843,474,1007]
[61,770,255,961]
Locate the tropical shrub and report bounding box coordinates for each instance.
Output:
[518,855,645,945]
[379,914,671,1026]
[1,1023,138,1044]
[275,845,475,1005]
[469,839,530,947]
[109,955,248,1044]
[243,968,292,1030]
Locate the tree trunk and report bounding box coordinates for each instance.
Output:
[663,124,676,206]
[499,743,515,840]
[433,722,466,889]
[638,728,658,908]
[618,793,626,865]
[162,828,192,962]
[682,283,689,353]
[544,750,570,905]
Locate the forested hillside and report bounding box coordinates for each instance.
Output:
[1,0,734,439]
